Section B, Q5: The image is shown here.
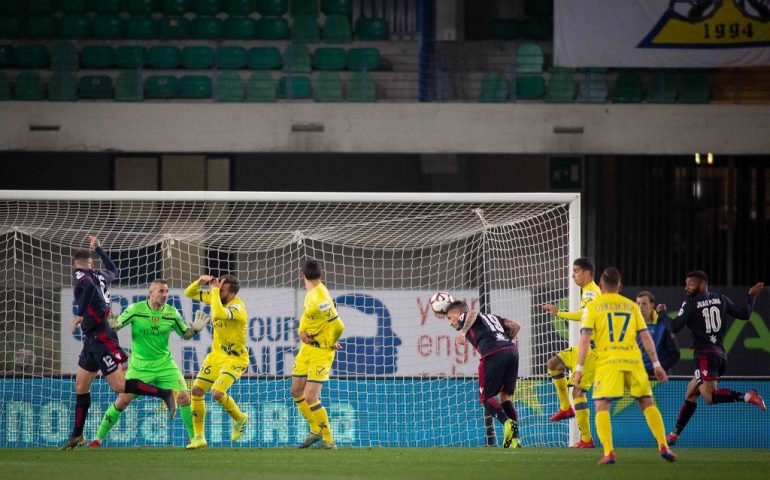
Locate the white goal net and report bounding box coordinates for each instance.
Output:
[0,191,579,448]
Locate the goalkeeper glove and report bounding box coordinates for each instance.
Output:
[107,312,119,329]
[192,310,210,333]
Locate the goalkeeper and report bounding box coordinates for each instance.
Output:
[88,279,210,447]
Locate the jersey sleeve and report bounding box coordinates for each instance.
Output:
[209,287,228,321]
[633,304,647,333]
[94,246,118,283]
[722,294,752,320]
[116,303,137,328]
[669,299,693,333]
[183,280,212,304]
[171,307,188,336]
[556,309,583,321]
[580,304,595,333]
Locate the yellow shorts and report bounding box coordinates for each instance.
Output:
[558,346,597,391]
[292,344,336,382]
[592,367,653,400]
[194,352,248,394]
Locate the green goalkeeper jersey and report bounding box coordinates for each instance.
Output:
[116,301,189,369]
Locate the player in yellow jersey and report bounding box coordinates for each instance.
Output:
[291,259,345,449]
[543,257,601,447]
[573,267,676,465]
[183,274,249,449]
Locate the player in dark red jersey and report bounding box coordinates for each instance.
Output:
[666,271,766,445]
[446,301,522,448]
[61,235,177,450]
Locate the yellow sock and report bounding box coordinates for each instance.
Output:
[643,405,668,449]
[574,396,592,442]
[548,369,571,411]
[595,410,613,456]
[216,393,245,421]
[191,394,205,437]
[293,396,320,434]
[308,401,333,442]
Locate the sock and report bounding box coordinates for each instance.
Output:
[308,401,333,442]
[124,379,170,399]
[501,400,519,436]
[549,369,571,411]
[595,410,613,456]
[216,393,246,421]
[713,388,743,404]
[294,396,320,433]
[95,403,124,441]
[574,396,592,442]
[485,398,509,424]
[179,403,194,440]
[643,405,668,449]
[72,392,91,437]
[673,400,697,435]
[191,394,205,437]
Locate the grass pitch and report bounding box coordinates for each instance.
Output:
[1,447,768,480]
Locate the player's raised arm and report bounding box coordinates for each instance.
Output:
[184,274,214,301]
[88,235,118,282]
[503,319,521,339]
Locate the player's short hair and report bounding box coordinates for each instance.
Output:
[636,290,655,304]
[445,300,468,315]
[600,267,622,288]
[302,259,322,280]
[72,249,91,264]
[220,274,240,294]
[686,270,708,283]
[573,257,594,274]
[150,279,168,288]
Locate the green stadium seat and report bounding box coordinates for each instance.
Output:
[81,45,114,69]
[321,0,350,15]
[323,14,352,43]
[60,0,87,14]
[216,71,244,101]
[347,70,375,102]
[78,75,113,99]
[515,42,544,73]
[257,0,287,15]
[489,18,519,40]
[224,17,257,39]
[15,45,50,68]
[354,17,388,41]
[224,0,255,16]
[291,15,319,43]
[158,17,190,39]
[256,16,289,39]
[91,0,122,15]
[216,46,247,69]
[246,71,275,101]
[59,16,90,39]
[147,45,181,68]
[51,41,79,71]
[26,17,56,39]
[513,75,545,100]
[248,46,281,69]
[479,72,508,102]
[182,46,214,69]
[13,71,45,100]
[125,16,158,39]
[160,0,190,15]
[312,47,346,71]
[525,0,554,17]
[0,72,11,100]
[179,75,212,98]
[0,1,22,15]
[48,71,78,101]
[347,47,379,71]
[283,43,311,72]
[91,16,124,39]
[0,18,23,38]
[290,0,317,15]
[145,75,179,98]
[192,0,223,15]
[115,45,146,68]
[314,71,342,102]
[115,71,143,101]
[0,46,15,68]
[521,17,553,41]
[27,0,54,15]
[126,0,158,15]
[647,70,676,103]
[545,70,576,103]
[279,74,311,99]
[612,71,644,103]
[191,17,222,39]
[678,71,710,103]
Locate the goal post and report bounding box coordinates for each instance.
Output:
[0,190,580,448]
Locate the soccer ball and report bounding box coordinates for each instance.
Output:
[429,291,455,314]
